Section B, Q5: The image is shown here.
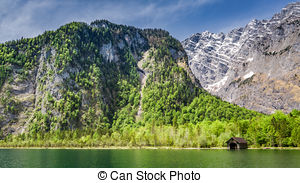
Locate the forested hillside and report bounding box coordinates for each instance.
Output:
[0,20,299,148]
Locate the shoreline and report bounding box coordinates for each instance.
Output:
[0,146,299,150]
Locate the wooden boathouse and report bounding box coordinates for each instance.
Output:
[226,137,248,149]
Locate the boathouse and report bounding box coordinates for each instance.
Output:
[226,137,248,149]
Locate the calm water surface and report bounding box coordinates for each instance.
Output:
[0,149,299,168]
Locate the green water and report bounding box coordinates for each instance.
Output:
[0,149,299,168]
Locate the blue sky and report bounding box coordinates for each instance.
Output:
[0,0,297,42]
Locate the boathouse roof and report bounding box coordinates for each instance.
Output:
[226,137,247,144]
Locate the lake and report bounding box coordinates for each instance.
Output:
[0,149,299,168]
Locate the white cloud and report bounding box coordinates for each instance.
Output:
[0,0,56,42]
[0,0,217,42]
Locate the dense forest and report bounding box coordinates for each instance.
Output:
[0,20,299,148]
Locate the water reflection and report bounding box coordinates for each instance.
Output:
[0,149,299,168]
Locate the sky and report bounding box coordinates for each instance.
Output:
[0,0,297,43]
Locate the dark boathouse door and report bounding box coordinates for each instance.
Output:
[229,142,237,149]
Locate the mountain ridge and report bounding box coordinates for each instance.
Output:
[182,2,300,114]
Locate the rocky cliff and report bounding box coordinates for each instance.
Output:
[182,2,300,114]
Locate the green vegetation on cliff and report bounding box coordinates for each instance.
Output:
[0,20,299,148]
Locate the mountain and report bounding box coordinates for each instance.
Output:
[0,20,259,137]
[182,2,300,114]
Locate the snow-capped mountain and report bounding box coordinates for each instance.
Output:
[182,2,300,114]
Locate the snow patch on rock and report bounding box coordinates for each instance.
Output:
[247,57,254,62]
[243,71,254,79]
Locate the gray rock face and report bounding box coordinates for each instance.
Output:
[182,2,300,114]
